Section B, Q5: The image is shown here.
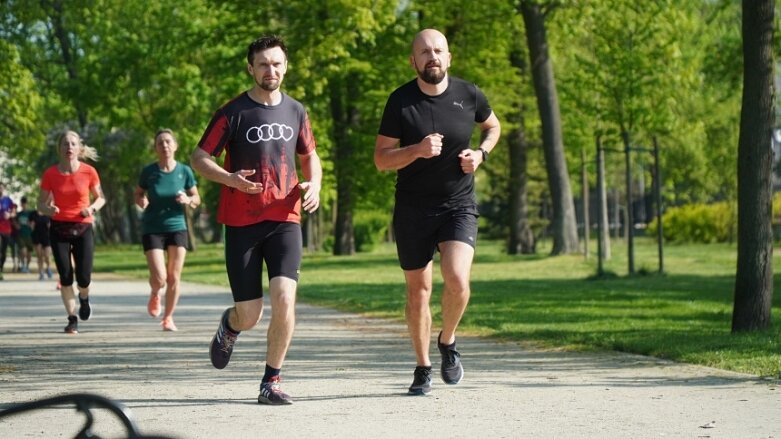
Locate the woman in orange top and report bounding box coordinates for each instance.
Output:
[38,130,106,334]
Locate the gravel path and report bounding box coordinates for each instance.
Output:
[0,273,779,438]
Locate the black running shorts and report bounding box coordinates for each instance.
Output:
[392,204,478,271]
[142,230,189,252]
[224,221,302,302]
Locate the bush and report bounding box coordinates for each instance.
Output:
[647,201,736,243]
[354,209,390,252]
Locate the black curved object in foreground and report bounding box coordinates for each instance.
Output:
[0,393,177,439]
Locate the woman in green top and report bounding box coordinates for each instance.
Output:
[134,129,200,331]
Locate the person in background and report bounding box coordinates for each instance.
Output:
[0,183,15,280]
[15,196,35,274]
[38,130,106,334]
[30,207,53,281]
[191,35,322,405]
[134,129,200,332]
[374,29,501,396]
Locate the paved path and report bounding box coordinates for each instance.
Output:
[0,273,779,438]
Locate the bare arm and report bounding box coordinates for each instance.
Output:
[176,186,201,209]
[374,133,444,171]
[134,186,148,209]
[84,184,106,217]
[458,111,502,174]
[298,150,322,213]
[476,111,501,155]
[190,147,262,194]
[37,190,58,217]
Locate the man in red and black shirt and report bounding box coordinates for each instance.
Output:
[191,35,322,406]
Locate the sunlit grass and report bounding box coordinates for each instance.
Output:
[94,237,781,377]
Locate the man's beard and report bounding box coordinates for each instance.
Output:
[417,63,446,85]
[257,78,280,91]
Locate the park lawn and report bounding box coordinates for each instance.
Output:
[95,237,781,378]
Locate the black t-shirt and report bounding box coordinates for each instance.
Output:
[378,77,493,209]
[30,211,51,241]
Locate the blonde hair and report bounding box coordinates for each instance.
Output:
[56,130,99,162]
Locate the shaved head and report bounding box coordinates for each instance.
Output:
[411,29,449,54]
[410,29,451,85]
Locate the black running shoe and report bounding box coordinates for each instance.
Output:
[407,366,433,395]
[438,333,464,384]
[258,376,293,405]
[209,308,239,369]
[78,296,92,321]
[64,315,78,334]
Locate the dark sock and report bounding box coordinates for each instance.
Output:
[263,365,281,383]
[438,332,456,350]
[68,315,77,323]
[223,311,239,334]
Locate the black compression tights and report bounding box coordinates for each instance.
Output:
[51,228,94,288]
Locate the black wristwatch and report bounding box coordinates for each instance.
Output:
[479,147,488,162]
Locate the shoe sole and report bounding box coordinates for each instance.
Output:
[407,388,432,396]
[257,396,293,405]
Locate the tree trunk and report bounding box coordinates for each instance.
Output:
[596,137,610,260]
[46,0,88,129]
[732,0,775,332]
[330,76,356,255]
[507,109,535,254]
[520,1,579,255]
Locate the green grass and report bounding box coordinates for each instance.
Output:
[95,237,781,378]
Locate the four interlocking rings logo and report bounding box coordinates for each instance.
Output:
[245,123,295,143]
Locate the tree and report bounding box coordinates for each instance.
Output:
[0,40,45,186]
[732,0,774,332]
[519,0,579,255]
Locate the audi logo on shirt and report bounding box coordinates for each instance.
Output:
[245,123,295,143]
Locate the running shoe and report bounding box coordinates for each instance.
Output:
[438,333,464,385]
[39,273,44,281]
[257,376,293,405]
[147,294,161,318]
[47,268,53,279]
[209,308,239,369]
[64,316,78,334]
[161,317,177,332]
[78,296,92,321]
[407,366,433,395]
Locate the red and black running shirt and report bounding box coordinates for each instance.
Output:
[197,92,317,226]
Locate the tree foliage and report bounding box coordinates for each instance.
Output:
[0,0,764,264]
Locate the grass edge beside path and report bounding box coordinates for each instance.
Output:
[93,238,781,378]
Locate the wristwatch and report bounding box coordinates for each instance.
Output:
[479,147,488,162]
